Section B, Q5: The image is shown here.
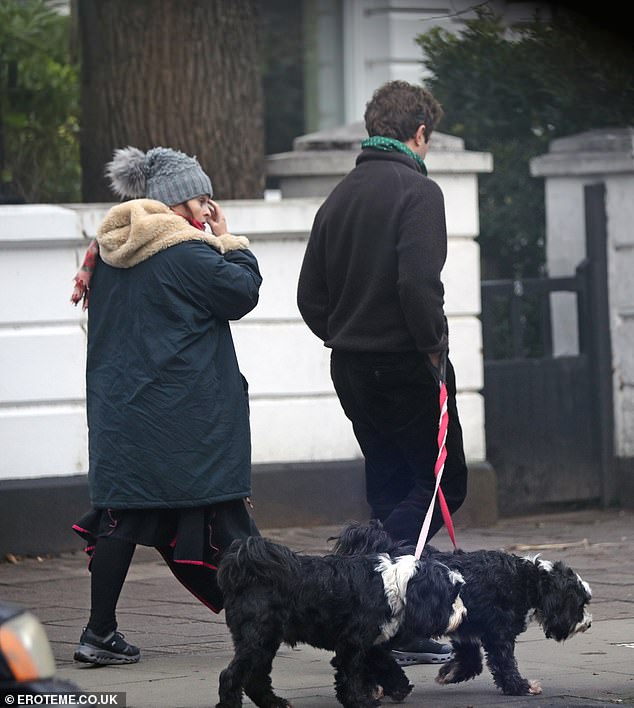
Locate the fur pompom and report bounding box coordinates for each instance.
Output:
[105,146,147,199]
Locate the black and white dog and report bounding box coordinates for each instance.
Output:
[334,521,593,697]
[216,534,466,708]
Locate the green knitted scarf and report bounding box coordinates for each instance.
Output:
[361,136,427,175]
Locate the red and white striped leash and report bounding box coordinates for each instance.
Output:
[414,355,458,559]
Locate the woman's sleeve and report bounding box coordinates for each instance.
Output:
[179,242,263,321]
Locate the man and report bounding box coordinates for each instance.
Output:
[297,80,468,665]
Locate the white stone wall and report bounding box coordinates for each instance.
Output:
[0,189,486,483]
[0,206,89,480]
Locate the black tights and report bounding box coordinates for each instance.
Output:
[87,535,136,637]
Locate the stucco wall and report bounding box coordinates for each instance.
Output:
[0,188,486,483]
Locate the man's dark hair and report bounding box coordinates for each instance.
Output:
[364,80,443,143]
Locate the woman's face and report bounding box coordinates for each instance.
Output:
[172,196,211,223]
[184,196,212,223]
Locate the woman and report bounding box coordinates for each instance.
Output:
[71,146,262,665]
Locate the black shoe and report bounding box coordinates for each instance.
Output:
[391,638,453,666]
[74,627,140,665]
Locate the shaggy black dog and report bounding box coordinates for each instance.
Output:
[333,521,593,697]
[216,534,466,708]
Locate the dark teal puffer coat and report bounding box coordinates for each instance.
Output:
[86,240,262,509]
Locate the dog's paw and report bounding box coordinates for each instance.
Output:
[528,679,542,695]
[387,682,413,702]
[372,685,385,700]
[435,662,458,685]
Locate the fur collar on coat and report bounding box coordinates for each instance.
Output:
[97,198,249,268]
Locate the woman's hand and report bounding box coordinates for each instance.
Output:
[207,199,228,235]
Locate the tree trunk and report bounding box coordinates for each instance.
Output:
[78,0,264,201]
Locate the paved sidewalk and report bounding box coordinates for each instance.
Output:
[1,508,633,707]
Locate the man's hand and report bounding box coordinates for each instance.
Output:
[428,352,441,369]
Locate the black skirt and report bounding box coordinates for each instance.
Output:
[73,499,259,613]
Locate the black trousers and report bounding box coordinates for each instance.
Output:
[330,350,468,545]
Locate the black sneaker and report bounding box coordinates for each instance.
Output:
[391,638,453,666]
[74,627,140,665]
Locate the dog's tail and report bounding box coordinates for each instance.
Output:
[217,536,300,595]
[331,520,411,557]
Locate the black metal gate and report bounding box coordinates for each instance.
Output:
[481,184,614,514]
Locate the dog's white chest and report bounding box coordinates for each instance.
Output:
[374,555,418,644]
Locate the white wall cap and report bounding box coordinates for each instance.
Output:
[293,124,464,151]
[0,205,82,242]
[64,203,112,239]
[427,150,493,174]
[268,122,492,178]
[531,127,634,177]
[267,147,492,177]
[531,153,634,177]
[549,127,634,154]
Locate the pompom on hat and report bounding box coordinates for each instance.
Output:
[105,146,213,206]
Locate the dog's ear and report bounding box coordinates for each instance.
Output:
[331,521,404,556]
[404,561,463,638]
[330,521,365,555]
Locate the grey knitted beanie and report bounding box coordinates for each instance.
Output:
[105,146,213,205]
